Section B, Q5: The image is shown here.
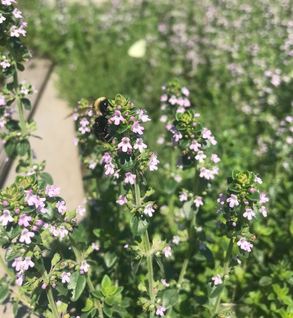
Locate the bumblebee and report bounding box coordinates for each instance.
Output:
[67,97,110,142]
[91,97,110,142]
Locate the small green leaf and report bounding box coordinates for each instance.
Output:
[183,200,195,220]
[21,98,31,110]
[103,304,113,317]
[104,252,117,268]
[0,285,9,304]
[162,289,178,309]
[259,276,272,286]
[0,238,8,248]
[17,63,25,72]
[101,275,112,292]
[112,302,127,313]
[108,286,117,296]
[42,202,54,220]
[2,66,15,78]
[246,191,260,202]
[81,299,94,312]
[117,153,136,172]
[113,286,123,295]
[105,296,115,306]
[69,224,87,243]
[4,139,15,156]
[55,282,68,296]
[130,213,149,236]
[92,290,103,299]
[13,302,18,316]
[40,172,53,185]
[93,229,101,238]
[131,258,141,274]
[155,257,164,273]
[68,272,86,302]
[51,253,61,267]
[16,139,30,156]
[6,224,21,240]
[209,284,224,298]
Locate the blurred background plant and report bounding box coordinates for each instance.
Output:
[4,0,293,317]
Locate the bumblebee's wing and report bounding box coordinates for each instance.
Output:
[64,106,93,119]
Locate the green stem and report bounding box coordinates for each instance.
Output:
[13,67,28,136]
[13,66,33,165]
[177,167,200,285]
[133,177,155,302]
[70,239,104,318]
[178,215,196,285]
[211,237,234,317]
[0,254,15,280]
[46,286,60,318]
[9,289,32,308]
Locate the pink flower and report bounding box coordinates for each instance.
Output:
[2,0,17,4]
[194,196,203,208]
[61,272,71,283]
[227,194,239,208]
[18,214,32,227]
[105,161,115,176]
[56,201,66,213]
[116,195,127,205]
[172,130,182,142]
[12,257,23,271]
[259,193,269,204]
[45,185,61,197]
[237,237,253,252]
[76,205,86,216]
[134,138,147,153]
[110,110,125,125]
[22,257,34,270]
[189,140,201,151]
[16,270,24,286]
[101,152,112,164]
[161,279,169,287]
[163,246,172,258]
[168,95,177,105]
[124,172,136,185]
[211,154,220,163]
[89,160,97,169]
[136,109,151,122]
[212,274,222,285]
[172,236,180,245]
[0,209,13,226]
[179,192,188,202]
[91,243,99,250]
[144,204,155,217]
[0,60,10,69]
[202,128,212,139]
[13,8,22,18]
[195,151,206,162]
[118,137,132,152]
[160,94,168,102]
[181,87,190,96]
[156,306,166,316]
[0,13,6,23]
[259,206,267,217]
[243,208,255,220]
[80,260,90,273]
[132,121,144,135]
[148,153,159,171]
[19,229,35,244]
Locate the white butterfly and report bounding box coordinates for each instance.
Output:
[127,39,146,58]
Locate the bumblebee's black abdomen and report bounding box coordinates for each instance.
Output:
[92,116,109,141]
